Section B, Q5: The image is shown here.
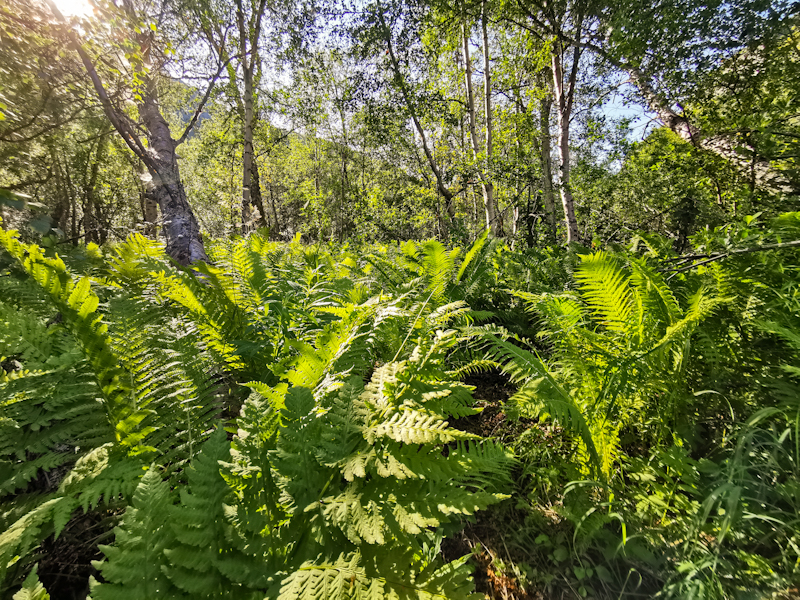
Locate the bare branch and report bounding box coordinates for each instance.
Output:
[176,53,239,146]
[661,240,800,278]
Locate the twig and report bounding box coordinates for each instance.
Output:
[661,239,800,278]
[176,53,240,146]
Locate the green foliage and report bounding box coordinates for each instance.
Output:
[90,338,511,599]
[0,227,220,593]
[12,565,49,600]
[486,249,718,481]
[4,210,800,599]
[481,217,800,599]
[1,227,511,599]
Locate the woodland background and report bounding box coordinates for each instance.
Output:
[1,0,799,598]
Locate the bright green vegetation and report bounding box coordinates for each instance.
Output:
[1,215,799,599]
[2,0,799,597]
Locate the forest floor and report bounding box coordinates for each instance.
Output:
[444,373,548,600]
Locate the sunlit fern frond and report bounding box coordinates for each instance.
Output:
[575,251,635,337]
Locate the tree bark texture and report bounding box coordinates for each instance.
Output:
[83,132,107,244]
[139,89,208,264]
[550,39,580,243]
[480,4,500,235]
[625,66,796,196]
[462,17,499,235]
[539,95,557,242]
[45,0,210,264]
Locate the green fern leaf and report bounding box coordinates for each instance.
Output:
[575,251,634,336]
[12,565,49,600]
[90,468,179,600]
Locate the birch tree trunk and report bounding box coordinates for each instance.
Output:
[235,0,269,232]
[625,66,796,195]
[139,89,208,265]
[480,4,500,235]
[141,189,159,239]
[83,133,106,244]
[550,37,581,243]
[45,0,211,265]
[462,16,499,235]
[539,95,557,242]
[378,10,457,225]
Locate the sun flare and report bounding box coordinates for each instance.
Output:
[51,0,94,18]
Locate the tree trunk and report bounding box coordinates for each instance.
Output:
[551,44,579,243]
[269,181,280,237]
[46,0,210,264]
[378,10,456,217]
[480,4,500,235]
[50,152,69,234]
[250,159,267,229]
[625,66,796,195]
[539,95,557,243]
[139,89,208,265]
[83,132,107,244]
[237,0,254,232]
[235,0,269,233]
[141,188,159,238]
[462,16,498,235]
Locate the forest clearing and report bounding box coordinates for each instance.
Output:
[1,0,799,598]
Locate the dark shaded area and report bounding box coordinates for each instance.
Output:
[446,371,547,599]
[37,509,115,600]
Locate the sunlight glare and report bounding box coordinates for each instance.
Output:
[52,0,94,18]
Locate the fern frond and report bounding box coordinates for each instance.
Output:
[456,229,489,284]
[575,251,635,336]
[278,553,378,600]
[629,257,682,329]
[509,385,601,478]
[0,229,148,445]
[372,409,477,445]
[483,335,602,476]
[280,551,481,600]
[0,497,75,584]
[162,429,273,594]
[12,565,49,600]
[0,363,110,497]
[445,359,498,379]
[90,468,179,600]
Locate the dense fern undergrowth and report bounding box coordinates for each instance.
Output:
[1,216,799,599]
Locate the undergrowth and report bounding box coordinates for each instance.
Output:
[1,215,799,599]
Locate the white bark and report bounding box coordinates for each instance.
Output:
[540,95,557,242]
[551,45,579,243]
[626,66,795,195]
[462,16,499,234]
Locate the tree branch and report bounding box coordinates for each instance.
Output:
[661,240,800,277]
[43,0,152,167]
[176,53,238,145]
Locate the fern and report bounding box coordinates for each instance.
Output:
[278,552,481,600]
[495,251,719,480]
[278,553,382,600]
[483,334,603,477]
[2,228,517,598]
[574,251,635,337]
[0,230,223,590]
[90,468,179,600]
[12,565,49,600]
[0,229,144,443]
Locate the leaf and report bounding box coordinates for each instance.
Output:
[13,565,50,600]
